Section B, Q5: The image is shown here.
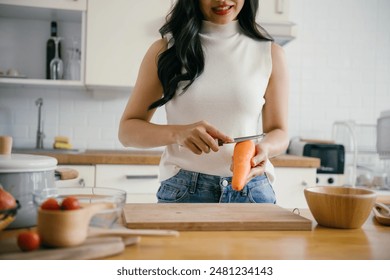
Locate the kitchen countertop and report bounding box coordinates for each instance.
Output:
[107,205,390,260]
[1,196,389,260]
[14,149,320,168]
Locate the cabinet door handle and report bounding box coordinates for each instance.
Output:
[276,0,284,14]
[125,175,158,180]
[78,178,87,187]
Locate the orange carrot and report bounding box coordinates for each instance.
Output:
[231,140,256,191]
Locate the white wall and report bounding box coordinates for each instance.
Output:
[285,0,390,140]
[1,0,389,150]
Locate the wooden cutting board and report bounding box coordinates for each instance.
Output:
[123,203,312,231]
[0,236,139,260]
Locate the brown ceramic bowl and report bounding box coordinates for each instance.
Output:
[304,186,377,229]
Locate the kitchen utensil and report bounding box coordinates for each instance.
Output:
[372,202,390,226]
[0,161,78,229]
[54,167,79,180]
[0,136,58,228]
[33,187,127,228]
[87,226,179,237]
[37,201,178,248]
[218,133,266,146]
[0,136,12,155]
[0,236,139,260]
[304,186,377,229]
[123,203,312,231]
[37,202,114,247]
[0,136,77,228]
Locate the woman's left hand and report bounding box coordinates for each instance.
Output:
[248,143,268,177]
[230,143,269,185]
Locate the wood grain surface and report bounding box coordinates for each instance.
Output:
[123,203,312,231]
[17,149,320,168]
[0,236,130,260]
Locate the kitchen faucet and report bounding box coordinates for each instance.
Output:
[35,97,45,149]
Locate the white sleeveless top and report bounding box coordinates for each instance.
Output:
[159,20,275,183]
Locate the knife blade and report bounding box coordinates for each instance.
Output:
[218,133,266,146]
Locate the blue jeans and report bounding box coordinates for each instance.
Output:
[157,169,276,203]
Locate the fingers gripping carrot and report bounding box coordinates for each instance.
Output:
[231,140,256,191]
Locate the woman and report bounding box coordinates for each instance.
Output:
[119,0,289,203]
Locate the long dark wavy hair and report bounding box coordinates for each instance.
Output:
[148,0,273,110]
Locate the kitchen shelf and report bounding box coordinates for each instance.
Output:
[0,1,86,88]
[0,4,83,21]
[0,77,84,89]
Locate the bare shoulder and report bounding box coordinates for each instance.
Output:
[147,38,168,58]
[270,42,288,73]
[270,42,286,60]
[138,38,168,69]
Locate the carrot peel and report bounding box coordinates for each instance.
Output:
[231,140,256,191]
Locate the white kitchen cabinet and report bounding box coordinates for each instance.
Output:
[0,0,86,11]
[258,0,291,22]
[257,0,296,46]
[95,164,160,203]
[55,164,96,188]
[272,167,317,209]
[85,0,173,88]
[0,0,86,87]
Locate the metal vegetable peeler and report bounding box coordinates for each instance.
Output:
[218,133,266,146]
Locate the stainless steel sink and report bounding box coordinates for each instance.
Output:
[13,148,84,154]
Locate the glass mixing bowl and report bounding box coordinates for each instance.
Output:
[33,187,126,228]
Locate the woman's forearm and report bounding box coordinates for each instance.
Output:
[259,128,289,158]
[119,119,177,148]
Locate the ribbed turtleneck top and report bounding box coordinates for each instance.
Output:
[159,20,274,182]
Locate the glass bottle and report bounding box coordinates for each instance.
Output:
[46,22,61,79]
[50,37,64,80]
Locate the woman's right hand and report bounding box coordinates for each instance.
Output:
[174,121,233,155]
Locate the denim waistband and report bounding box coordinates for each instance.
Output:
[175,169,233,190]
[158,169,274,203]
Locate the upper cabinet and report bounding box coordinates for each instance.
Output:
[257,0,297,46]
[0,0,296,90]
[0,0,86,11]
[85,0,173,88]
[258,0,290,22]
[0,0,86,87]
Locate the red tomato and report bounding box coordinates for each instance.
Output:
[0,186,17,210]
[61,196,80,210]
[17,231,41,252]
[40,198,60,210]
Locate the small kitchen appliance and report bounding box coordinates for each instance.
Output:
[376,110,390,189]
[287,138,345,186]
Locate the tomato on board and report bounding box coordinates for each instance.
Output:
[61,196,80,210]
[17,231,41,252]
[40,198,60,210]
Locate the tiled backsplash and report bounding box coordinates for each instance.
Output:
[0,87,166,150]
[1,0,389,150]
